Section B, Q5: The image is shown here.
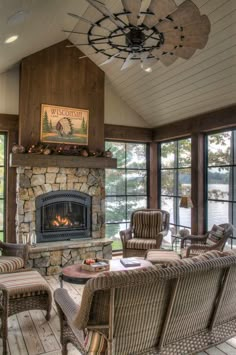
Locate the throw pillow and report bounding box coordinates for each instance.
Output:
[207,224,225,245]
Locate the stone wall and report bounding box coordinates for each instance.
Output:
[28,239,112,276]
[16,167,105,243]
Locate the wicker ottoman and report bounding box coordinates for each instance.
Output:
[145,249,181,265]
[0,270,52,354]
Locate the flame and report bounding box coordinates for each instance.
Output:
[52,215,73,227]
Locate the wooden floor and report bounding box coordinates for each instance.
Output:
[1,275,236,355]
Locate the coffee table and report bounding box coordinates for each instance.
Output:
[60,258,152,286]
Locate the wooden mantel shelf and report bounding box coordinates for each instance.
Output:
[10,153,117,169]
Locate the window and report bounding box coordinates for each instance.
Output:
[159,138,192,231]
[105,142,148,251]
[206,130,236,236]
[0,134,6,241]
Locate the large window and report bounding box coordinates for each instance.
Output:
[105,142,148,251]
[206,130,236,234]
[159,138,192,231]
[0,134,6,241]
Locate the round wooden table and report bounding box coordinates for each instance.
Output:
[60,258,152,285]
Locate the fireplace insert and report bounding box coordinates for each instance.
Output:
[35,191,91,242]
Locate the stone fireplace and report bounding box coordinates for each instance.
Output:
[35,190,91,242]
[16,166,105,244]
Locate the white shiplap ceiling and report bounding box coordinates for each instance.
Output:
[0,0,235,127]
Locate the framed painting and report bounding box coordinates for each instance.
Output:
[40,104,89,145]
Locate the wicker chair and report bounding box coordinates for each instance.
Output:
[0,241,29,273]
[120,209,170,257]
[180,223,233,258]
[54,250,236,355]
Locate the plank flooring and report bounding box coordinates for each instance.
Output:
[0,275,236,355]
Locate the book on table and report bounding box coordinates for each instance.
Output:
[120,258,141,267]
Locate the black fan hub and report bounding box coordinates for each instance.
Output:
[126,28,146,50]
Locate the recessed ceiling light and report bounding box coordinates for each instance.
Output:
[4,35,19,44]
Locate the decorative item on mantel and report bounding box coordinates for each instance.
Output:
[12,142,113,159]
[12,143,25,154]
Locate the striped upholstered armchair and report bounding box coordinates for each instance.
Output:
[120,209,170,257]
[0,241,29,273]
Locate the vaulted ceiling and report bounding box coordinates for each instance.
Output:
[0,0,235,127]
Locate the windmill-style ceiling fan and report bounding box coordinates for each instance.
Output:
[65,0,211,72]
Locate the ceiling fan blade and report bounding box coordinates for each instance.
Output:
[121,53,137,70]
[182,15,211,37]
[163,31,181,46]
[121,0,142,26]
[174,46,196,59]
[67,12,110,32]
[86,0,125,28]
[143,0,177,28]
[153,43,175,55]
[181,33,209,49]
[99,53,120,66]
[169,0,201,27]
[63,30,105,37]
[159,53,177,66]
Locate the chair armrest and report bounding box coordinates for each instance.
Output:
[155,232,164,248]
[0,242,29,267]
[120,228,132,247]
[180,234,207,248]
[54,288,80,326]
[184,244,213,258]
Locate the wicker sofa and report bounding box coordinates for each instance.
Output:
[55,250,236,355]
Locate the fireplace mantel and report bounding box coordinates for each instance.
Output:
[10,153,117,169]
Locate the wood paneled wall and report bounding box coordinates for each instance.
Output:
[0,114,18,242]
[153,105,236,141]
[19,40,105,152]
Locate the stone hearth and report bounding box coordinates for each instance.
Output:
[28,239,112,275]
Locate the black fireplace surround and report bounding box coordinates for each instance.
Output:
[35,191,91,243]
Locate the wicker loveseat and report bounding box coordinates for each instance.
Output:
[120,209,170,257]
[55,250,236,355]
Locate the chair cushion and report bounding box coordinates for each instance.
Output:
[0,270,51,299]
[146,250,180,265]
[164,250,234,268]
[0,256,24,273]
[133,211,162,238]
[126,238,157,250]
[207,224,225,246]
[84,331,107,354]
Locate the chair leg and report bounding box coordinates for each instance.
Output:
[62,341,68,355]
[2,312,8,355]
[46,299,51,321]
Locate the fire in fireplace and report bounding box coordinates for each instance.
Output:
[35,191,91,242]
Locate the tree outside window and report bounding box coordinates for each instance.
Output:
[159,138,192,233]
[105,142,148,251]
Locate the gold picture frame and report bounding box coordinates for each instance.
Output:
[40,104,89,145]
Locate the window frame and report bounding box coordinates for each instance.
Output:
[205,128,236,232]
[105,140,150,251]
[0,133,7,241]
[158,136,192,231]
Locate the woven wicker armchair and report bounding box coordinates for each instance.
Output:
[120,209,170,257]
[54,251,236,355]
[180,223,233,258]
[0,241,29,273]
